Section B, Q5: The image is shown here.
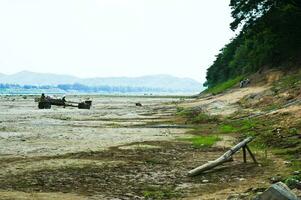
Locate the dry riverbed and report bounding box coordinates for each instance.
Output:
[0,95,285,199]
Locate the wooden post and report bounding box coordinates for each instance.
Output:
[243,146,247,163]
[246,145,257,163]
[188,137,254,176]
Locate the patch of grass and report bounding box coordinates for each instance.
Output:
[176,106,185,113]
[240,119,258,130]
[217,119,259,135]
[273,147,301,163]
[145,158,169,165]
[206,76,243,95]
[192,113,219,124]
[176,107,219,124]
[106,123,122,128]
[218,124,239,134]
[288,128,298,135]
[284,175,301,189]
[176,107,199,117]
[181,135,221,148]
[272,71,301,93]
[262,103,282,111]
[51,115,72,121]
[142,186,179,200]
[0,126,18,132]
[291,159,301,172]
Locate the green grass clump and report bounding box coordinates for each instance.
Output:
[192,113,219,124]
[285,175,301,189]
[206,76,243,95]
[240,119,258,130]
[176,107,219,124]
[142,186,179,199]
[181,135,221,148]
[219,124,239,134]
[176,107,199,118]
[217,119,258,135]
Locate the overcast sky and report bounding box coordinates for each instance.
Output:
[0,0,234,83]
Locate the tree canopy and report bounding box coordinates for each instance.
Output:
[204,0,301,88]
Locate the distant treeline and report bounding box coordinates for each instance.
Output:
[0,83,182,94]
[56,83,175,93]
[205,0,301,88]
[0,84,54,90]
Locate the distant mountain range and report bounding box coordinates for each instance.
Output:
[0,71,203,93]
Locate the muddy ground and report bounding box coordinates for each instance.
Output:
[0,95,288,199]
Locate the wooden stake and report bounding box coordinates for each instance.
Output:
[243,146,247,163]
[246,145,257,163]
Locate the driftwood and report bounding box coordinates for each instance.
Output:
[188,137,255,176]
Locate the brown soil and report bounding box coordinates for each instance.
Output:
[0,140,284,200]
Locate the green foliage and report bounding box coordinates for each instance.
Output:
[217,119,258,135]
[285,175,301,189]
[219,124,238,134]
[206,76,243,94]
[240,119,258,131]
[230,0,301,31]
[142,186,179,199]
[181,135,221,149]
[205,0,301,88]
[176,106,185,113]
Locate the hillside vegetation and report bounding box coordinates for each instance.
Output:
[204,0,301,88]
[177,69,301,198]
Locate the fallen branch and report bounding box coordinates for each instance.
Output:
[188,137,254,176]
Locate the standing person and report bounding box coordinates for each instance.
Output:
[245,78,250,86]
[240,80,245,88]
[41,93,46,101]
[62,96,66,108]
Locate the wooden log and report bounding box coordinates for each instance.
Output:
[188,137,253,176]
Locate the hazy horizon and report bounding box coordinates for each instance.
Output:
[0,0,235,83]
[0,70,201,81]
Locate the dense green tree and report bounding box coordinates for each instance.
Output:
[205,0,301,88]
